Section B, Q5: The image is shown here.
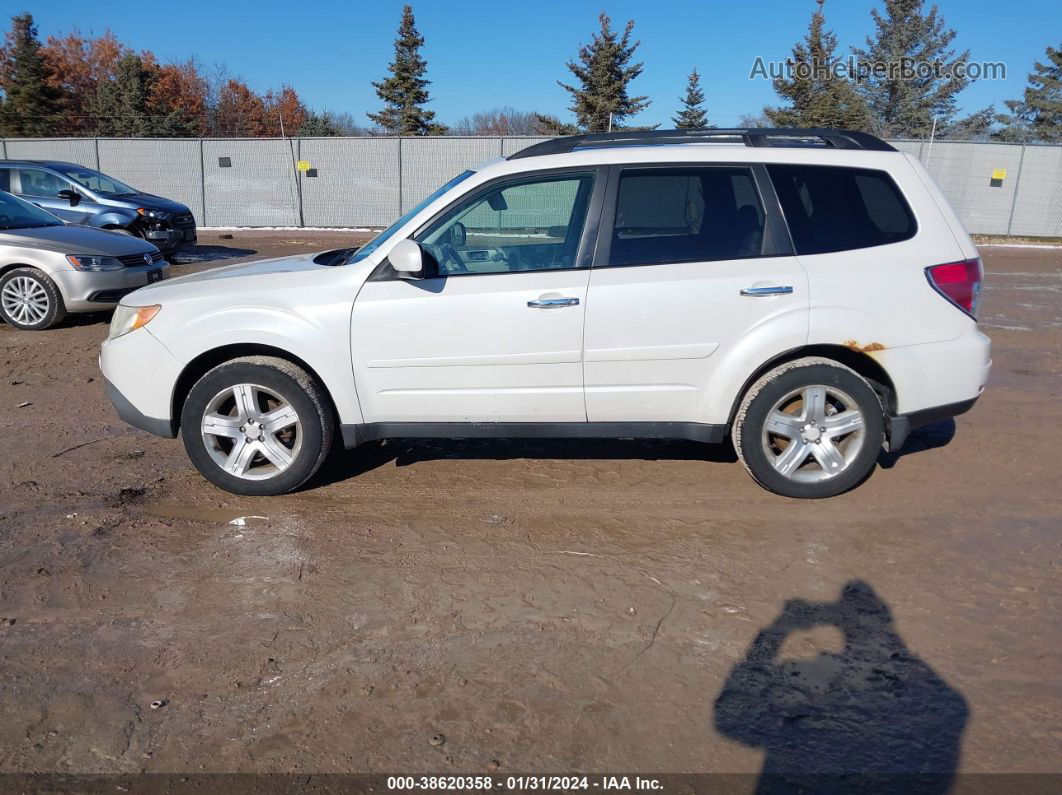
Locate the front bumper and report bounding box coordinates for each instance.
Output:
[142,222,197,251]
[100,327,184,437]
[52,263,171,312]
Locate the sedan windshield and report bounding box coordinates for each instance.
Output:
[346,170,475,265]
[55,165,138,197]
[0,191,64,230]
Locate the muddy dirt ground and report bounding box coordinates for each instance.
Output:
[0,232,1058,779]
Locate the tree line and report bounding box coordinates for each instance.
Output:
[0,2,1058,142]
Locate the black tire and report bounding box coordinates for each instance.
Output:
[0,267,67,330]
[734,357,885,499]
[181,356,334,496]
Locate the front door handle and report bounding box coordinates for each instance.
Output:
[740,285,794,297]
[528,297,580,308]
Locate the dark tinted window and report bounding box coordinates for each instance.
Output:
[0,169,10,192]
[607,167,766,266]
[767,164,916,255]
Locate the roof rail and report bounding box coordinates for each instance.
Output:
[507,128,896,159]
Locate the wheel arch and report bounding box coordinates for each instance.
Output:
[172,343,340,434]
[726,344,897,428]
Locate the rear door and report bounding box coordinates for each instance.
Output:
[583,163,809,423]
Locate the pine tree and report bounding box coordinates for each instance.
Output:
[367,5,445,135]
[998,43,1062,142]
[673,68,709,129]
[0,13,63,136]
[766,0,870,130]
[552,13,650,133]
[90,52,156,136]
[852,0,974,137]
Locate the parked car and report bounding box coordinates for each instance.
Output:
[100,128,991,499]
[0,191,168,330]
[0,160,196,255]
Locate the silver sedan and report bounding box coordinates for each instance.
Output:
[0,191,169,330]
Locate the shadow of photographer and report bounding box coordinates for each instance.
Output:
[714,581,967,794]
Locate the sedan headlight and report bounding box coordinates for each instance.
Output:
[67,254,125,272]
[109,304,161,339]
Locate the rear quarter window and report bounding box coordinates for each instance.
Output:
[767,164,916,255]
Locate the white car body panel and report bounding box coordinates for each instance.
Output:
[583,255,810,423]
[351,269,590,422]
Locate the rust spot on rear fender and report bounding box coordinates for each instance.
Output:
[843,340,886,353]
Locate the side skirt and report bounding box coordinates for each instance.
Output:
[340,421,728,450]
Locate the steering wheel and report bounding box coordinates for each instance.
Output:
[439,243,468,273]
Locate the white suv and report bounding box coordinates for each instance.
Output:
[100,129,991,499]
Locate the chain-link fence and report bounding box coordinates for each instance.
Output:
[1,136,1060,237]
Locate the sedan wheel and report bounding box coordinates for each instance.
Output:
[0,268,66,330]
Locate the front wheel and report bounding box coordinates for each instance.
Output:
[0,267,66,330]
[734,357,885,499]
[181,357,334,496]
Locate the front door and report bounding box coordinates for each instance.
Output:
[351,168,602,424]
[14,167,94,224]
[583,164,809,423]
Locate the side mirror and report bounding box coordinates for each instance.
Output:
[388,239,425,277]
[57,189,80,206]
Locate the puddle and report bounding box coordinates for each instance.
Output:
[142,503,272,525]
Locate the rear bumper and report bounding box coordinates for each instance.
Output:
[52,263,171,312]
[887,396,979,451]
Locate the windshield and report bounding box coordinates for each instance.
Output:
[55,165,138,196]
[0,191,64,230]
[346,170,475,265]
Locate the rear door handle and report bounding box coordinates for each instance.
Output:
[528,297,580,308]
[740,285,794,297]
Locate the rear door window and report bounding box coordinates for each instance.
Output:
[607,167,767,266]
[767,164,916,255]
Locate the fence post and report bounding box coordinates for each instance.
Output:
[1006,143,1027,237]
[397,136,404,214]
[198,138,207,227]
[0,139,6,159]
[93,138,100,170]
[296,137,305,228]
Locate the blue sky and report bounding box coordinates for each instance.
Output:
[24,0,1062,128]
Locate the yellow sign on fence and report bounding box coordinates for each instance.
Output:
[991,168,1007,180]
[296,160,311,172]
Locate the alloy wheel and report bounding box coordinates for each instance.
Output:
[200,383,302,480]
[1,276,49,326]
[760,384,866,483]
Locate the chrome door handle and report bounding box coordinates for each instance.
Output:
[528,297,580,308]
[740,285,794,297]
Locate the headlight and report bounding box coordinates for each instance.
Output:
[109,304,160,339]
[137,208,171,220]
[67,254,125,271]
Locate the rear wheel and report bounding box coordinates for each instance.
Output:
[181,357,333,496]
[0,267,66,330]
[734,357,885,498]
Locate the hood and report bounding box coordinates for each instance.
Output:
[0,224,159,256]
[128,251,332,303]
[106,193,190,215]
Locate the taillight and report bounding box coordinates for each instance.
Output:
[926,258,982,319]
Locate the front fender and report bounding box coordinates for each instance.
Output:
[88,210,138,229]
[156,302,364,426]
